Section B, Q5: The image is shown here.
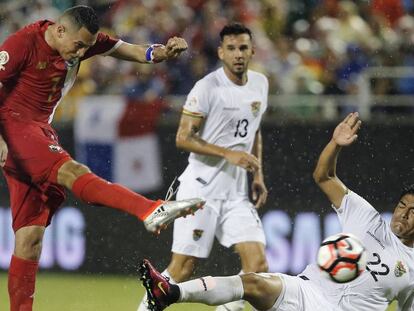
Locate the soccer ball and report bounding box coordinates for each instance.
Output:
[317,233,367,283]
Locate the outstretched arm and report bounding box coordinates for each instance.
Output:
[108,37,188,63]
[313,112,362,208]
[176,114,259,173]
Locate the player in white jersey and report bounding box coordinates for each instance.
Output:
[139,112,414,311]
[137,23,269,311]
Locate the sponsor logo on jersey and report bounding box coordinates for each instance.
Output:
[394,260,407,277]
[0,51,10,71]
[251,101,261,117]
[193,229,204,241]
[195,177,207,185]
[36,61,48,70]
[49,144,63,153]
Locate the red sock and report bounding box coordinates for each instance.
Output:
[8,255,39,311]
[71,173,158,220]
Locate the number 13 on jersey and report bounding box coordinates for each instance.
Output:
[234,119,249,138]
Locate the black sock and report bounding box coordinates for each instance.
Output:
[167,284,180,304]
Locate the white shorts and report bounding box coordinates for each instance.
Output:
[267,274,339,311]
[172,190,266,258]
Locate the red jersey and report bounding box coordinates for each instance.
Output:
[0,20,120,123]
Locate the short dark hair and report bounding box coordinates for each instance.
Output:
[399,184,414,200]
[62,5,99,34]
[219,23,252,41]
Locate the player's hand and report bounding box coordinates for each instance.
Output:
[224,150,259,173]
[165,37,188,59]
[333,112,362,147]
[152,37,188,62]
[0,136,8,167]
[252,175,267,209]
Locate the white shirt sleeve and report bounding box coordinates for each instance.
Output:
[334,191,384,236]
[183,80,210,117]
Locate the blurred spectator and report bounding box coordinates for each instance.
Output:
[2,0,414,119]
[119,63,167,137]
[371,0,404,26]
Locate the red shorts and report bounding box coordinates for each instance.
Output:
[0,109,72,231]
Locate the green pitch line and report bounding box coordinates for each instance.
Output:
[0,272,397,311]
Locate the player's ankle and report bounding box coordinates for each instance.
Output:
[167,284,180,304]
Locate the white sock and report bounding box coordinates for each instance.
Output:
[162,269,177,284]
[216,271,246,311]
[178,276,244,305]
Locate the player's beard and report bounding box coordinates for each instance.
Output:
[230,63,248,80]
[232,62,246,73]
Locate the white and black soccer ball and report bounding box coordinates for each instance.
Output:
[317,233,367,283]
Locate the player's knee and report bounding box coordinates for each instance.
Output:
[19,238,42,260]
[57,160,91,189]
[242,273,283,309]
[168,256,197,282]
[175,260,195,281]
[241,273,266,297]
[15,230,44,260]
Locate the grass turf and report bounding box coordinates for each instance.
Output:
[0,272,222,311]
[0,272,397,310]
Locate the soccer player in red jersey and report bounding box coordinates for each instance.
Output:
[0,5,204,311]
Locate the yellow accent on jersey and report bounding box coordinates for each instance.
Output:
[182,109,204,118]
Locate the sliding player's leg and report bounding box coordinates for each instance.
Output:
[140,259,343,311]
[215,242,268,311]
[139,259,283,311]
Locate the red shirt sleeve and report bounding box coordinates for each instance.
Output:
[81,32,119,61]
[0,32,31,84]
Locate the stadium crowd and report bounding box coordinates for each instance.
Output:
[1,0,414,118]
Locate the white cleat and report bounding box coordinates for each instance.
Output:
[137,293,150,311]
[143,198,205,234]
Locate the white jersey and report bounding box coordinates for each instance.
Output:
[301,191,414,311]
[179,67,268,199]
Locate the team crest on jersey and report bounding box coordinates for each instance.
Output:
[251,101,261,117]
[49,144,63,153]
[394,260,407,277]
[193,229,204,241]
[36,61,48,70]
[0,51,10,71]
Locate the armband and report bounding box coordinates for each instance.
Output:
[145,44,164,63]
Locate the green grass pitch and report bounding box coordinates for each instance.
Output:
[0,272,396,310]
